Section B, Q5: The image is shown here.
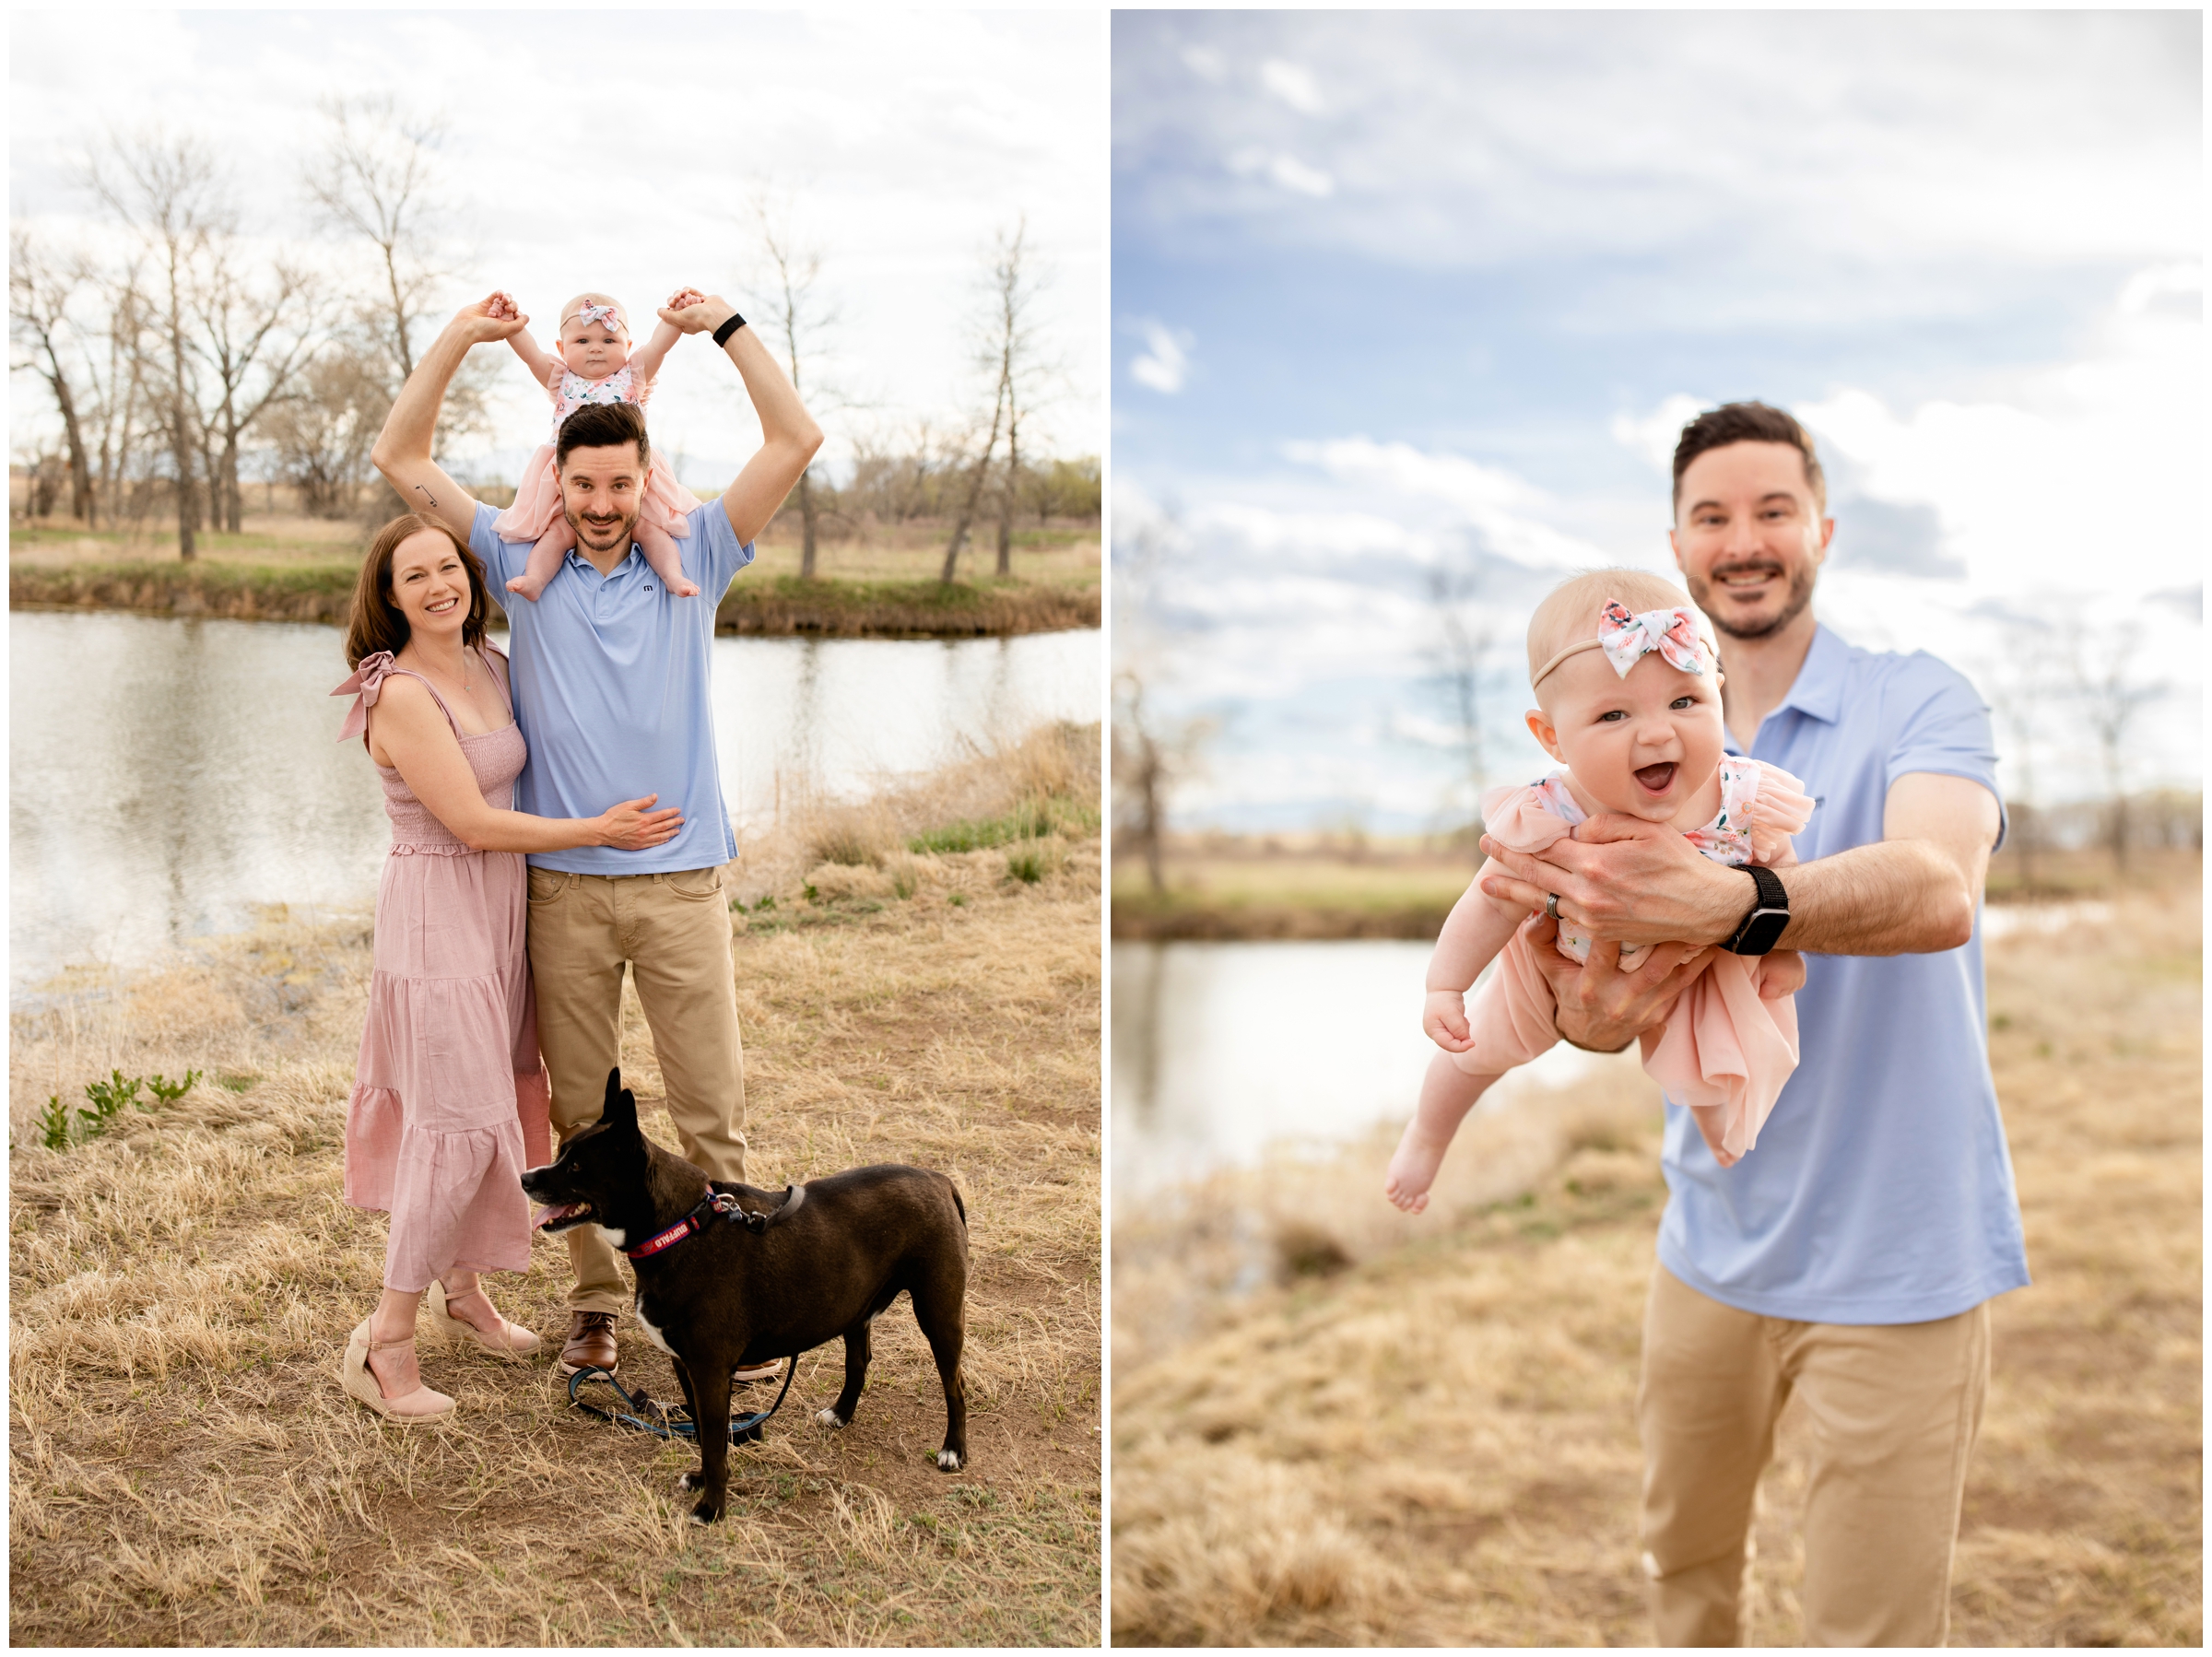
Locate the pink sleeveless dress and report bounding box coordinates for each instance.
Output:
[491,361,702,545]
[329,643,552,1293]
[1453,758,1818,1161]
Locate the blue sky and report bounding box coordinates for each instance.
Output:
[1112,11,2202,832]
[11,10,1104,486]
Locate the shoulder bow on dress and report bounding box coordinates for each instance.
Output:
[333,651,397,746]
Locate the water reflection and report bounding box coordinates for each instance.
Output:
[11,612,1099,994]
[1111,939,1608,1214]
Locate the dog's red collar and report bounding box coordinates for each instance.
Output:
[625,1192,747,1260]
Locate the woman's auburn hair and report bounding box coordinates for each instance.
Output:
[345,514,493,668]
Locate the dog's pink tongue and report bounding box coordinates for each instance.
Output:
[531,1204,566,1230]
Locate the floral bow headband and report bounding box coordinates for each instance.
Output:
[1531,601,1709,688]
[565,302,627,336]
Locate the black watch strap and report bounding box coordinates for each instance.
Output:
[1722,864,1790,956]
[712,311,747,347]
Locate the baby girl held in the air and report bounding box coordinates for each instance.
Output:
[495,288,707,601]
[1385,569,1816,1214]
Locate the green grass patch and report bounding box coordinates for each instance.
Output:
[908,793,1101,855]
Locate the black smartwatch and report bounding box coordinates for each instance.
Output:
[1721,864,1790,956]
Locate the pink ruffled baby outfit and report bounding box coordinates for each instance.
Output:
[330,644,552,1292]
[1454,758,1818,1160]
[492,362,702,546]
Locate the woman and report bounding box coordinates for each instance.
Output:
[331,514,682,1419]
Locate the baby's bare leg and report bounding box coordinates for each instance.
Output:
[506,517,578,601]
[1386,1053,1502,1214]
[636,521,700,597]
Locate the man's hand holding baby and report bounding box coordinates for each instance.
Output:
[1479,813,1750,950]
[1423,989,1474,1052]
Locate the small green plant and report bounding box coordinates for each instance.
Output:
[754,894,776,911]
[803,883,819,902]
[1006,847,1045,885]
[949,893,968,908]
[40,1095,72,1150]
[147,1069,202,1105]
[77,1071,143,1137]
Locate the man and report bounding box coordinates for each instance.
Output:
[371,290,821,1380]
[1478,403,2024,1645]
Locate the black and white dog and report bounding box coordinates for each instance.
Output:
[522,1069,971,1525]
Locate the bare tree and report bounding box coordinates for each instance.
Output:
[738,184,852,580]
[939,375,1006,584]
[84,128,227,558]
[304,94,449,383]
[940,217,1039,584]
[2072,618,2168,875]
[8,229,98,524]
[1425,561,1499,859]
[262,346,388,517]
[1979,638,2057,891]
[191,245,323,532]
[984,216,1053,578]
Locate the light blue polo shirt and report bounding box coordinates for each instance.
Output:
[1654,624,2031,1325]
[468,499,752,875]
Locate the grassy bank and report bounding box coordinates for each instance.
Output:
[10,729,1102,1645]
[1112,838,2203,941]
[8,513,1100,640]
[1110,883,2200,1645]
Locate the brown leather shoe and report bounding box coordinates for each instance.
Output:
[557,1310,618,1378]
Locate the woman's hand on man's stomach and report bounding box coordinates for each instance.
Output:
[596,794,685,850]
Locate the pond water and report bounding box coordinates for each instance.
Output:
[1112,901,2112,1213]
[1111,939,1612,1215]
[9,611,1099,997]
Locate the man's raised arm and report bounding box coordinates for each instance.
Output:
[656,295,823,547]
[370,293,529,543]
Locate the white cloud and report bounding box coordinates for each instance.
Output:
[1227,147,1335,198]
[1120,13,2199,279]
[1260,59,1325,115]
[1182,45,1227,83]
[1130,320,1192,394]
[1284,437,1611,570]
[1610,395,1706,477]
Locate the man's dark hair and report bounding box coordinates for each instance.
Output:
[1671,401,1825,515]
[556,401,651,474]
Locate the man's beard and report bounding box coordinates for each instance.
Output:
[1688,559,1818,641]
[566,501,639,555]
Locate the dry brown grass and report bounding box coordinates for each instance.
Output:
[1110,883,2201,1646]
[10,734,1101,1645]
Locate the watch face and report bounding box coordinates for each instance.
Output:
[1740,908,1790,955]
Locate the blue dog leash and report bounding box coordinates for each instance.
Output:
[567,1358,798,1443]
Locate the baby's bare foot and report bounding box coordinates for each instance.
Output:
[505,574,546,603]
[665,577,700,598]
[1384,1123,1453,1214]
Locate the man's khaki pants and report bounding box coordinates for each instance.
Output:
[526,866,747,1314]
[1637,1265,1990,1647]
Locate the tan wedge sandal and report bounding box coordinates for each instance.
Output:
[339,1319,455,1420]
[429,1282,543,1359]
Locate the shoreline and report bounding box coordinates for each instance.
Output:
[9,562,1100,639]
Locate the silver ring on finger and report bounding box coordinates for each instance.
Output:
[1545,891,1562,921]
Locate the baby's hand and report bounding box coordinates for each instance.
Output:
[1422,989,1473,1052]
[665,286,705,312]
[1756,948,1806,1000]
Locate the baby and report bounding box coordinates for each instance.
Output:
[494,288,706,601]
[1385,569,1815,1214]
